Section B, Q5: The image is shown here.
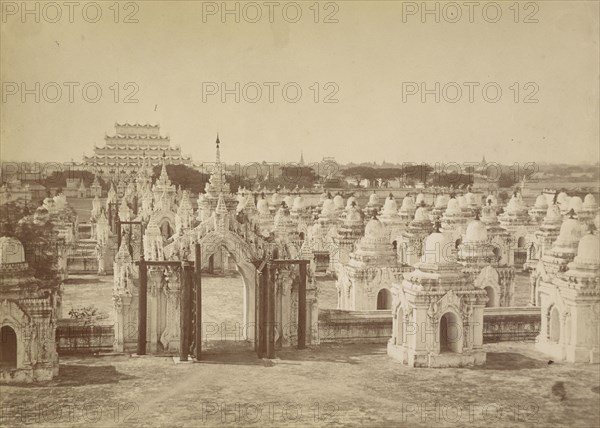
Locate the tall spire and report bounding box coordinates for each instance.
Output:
[158,151,169,185]
[300,151,305,166]
[216,133,221,164]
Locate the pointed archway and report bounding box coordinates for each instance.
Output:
[197,231,260,343]
[439,311,462,353]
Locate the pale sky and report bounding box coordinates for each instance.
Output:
[1,1,598,165]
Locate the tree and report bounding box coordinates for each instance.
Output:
[498,191,510,205]
[151,164,254,194]
[43,170,107,190]
[431,172,474,188]
[261,165,319,190]
[401,164,433,185]
[153,164,210,194]
[0,202,61,281]
[341,166,378,187]
[498,172,517,189]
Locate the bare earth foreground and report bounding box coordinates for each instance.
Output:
[1,342,599,427]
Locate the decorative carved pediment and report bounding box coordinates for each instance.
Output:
[435,289,463,320]
[548,286,567,313]
[1,299,32,328]
[475,265,500,293]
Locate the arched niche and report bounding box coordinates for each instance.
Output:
[439,311,462,353]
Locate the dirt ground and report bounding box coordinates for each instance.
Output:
[2,341,599,427]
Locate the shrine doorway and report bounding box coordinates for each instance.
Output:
[0,326,17,367]
[377,288,392,310]
[439,312,461,353]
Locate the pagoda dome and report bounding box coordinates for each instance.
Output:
[568,196,583,213]
[465,219,488,242]
[557,218,583,243]
[486,194,498,206]
[401,196,414,209]
[292,195,305,211]
[257,198,269,215]
[415,193,426,205]
[274,203,292,228]
[421,232,455,264]
[414,206,429,222]
[445,198,461,215]
[270,192,281,205]
[465,192,478,207]
[382,196,398,214]
[0,236,26,265]
[435,194,449,208]
[457,195,468,209]
[284,195,294,209]
[368,192,380,205]
[557,192,569,205]
[333,194,344,209]
[346,196,357,209]
[346,206,362,223]
[573,233,599,266]
[364,218,386,240]
[481,205,497,223]
[535,194,548,209]
[583,194,597,208]
[506,195,524,213]
[321,198,336,217]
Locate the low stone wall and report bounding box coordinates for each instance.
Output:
[318,307,542,344]
[54,307,542,354]
[318,309,392,344]
[482,307,541,343]
[56,319,114,354]
[66,257,99,274]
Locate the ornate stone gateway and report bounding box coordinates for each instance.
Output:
[110,137,319,358]
[133,243,312,360]
[254,259,310,358]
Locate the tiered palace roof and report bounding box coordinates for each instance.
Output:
[83,123,192,174]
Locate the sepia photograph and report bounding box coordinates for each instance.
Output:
[1,1,599,426]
